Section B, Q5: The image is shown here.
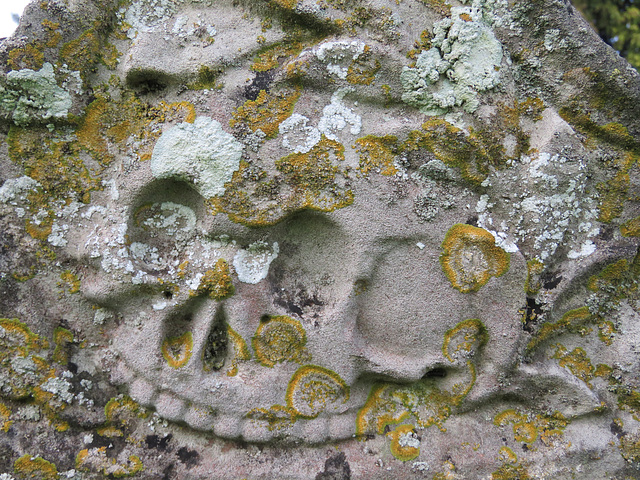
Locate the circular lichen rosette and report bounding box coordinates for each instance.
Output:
[252,315,310,367]
[440,223,510,293]
[285,365,349,419]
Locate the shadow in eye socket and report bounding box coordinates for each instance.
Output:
[422,367,448,379]
[130,179,206,216]
[126,68,173,94]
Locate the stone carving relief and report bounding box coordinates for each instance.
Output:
[0,0,640,478]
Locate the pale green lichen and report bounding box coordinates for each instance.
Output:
[401,7,502,115]
[150,116,243,198]
[0,63,72,126]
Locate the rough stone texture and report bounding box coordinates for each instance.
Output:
[0,0,639,478]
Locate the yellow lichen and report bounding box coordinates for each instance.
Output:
[498,446,518,464]
[552,345,596,388]
[58,270,80,294]
[212,137,353,226]
[246,404,297,431]
[251,42,305,72]
[285,365,349,419]
[190,259,235,301]
[161,331,193,369]
[442,318,488,363]
[389,424,420,461]
[75,447,143,477]
[491,463,531,480]
[52,327,74,365]
[494,409,568,446]
[440,224,510,293]
[102,395,147,436]
[526,306,592,353]
[0,403,12,432]
[355,135,398,176]
[346,45,381,85]
[229,88,301,138]
[356,383,411,436]
[620,215,640,237]
[226,326,251,377]
[14,455,58,480]
[524,259,545,296]
[252,315,310,367]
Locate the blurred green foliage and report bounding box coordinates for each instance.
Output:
[573,0,640,68]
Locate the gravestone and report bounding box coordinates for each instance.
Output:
[0,0,639,478]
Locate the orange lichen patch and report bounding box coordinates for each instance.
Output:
[498,446,518,464]
[552,345,596,388]
[212,137,353,226]
[227,326,251,377]
[494,409,568,446]
[41,19,62,48]
[285,365,349,419]
[524,259,545,295]
[619,431,640,464]
[346,45,381,85]
[597,166,632,223]
[14,455,58,480]
[246,404,297,431]
[275,136,352,208]
[251,42,305,72]
[491,463,532,480]
[0,403,12,432]
[252,315,310,368]
[440,224,510,293]
[190,259,235,301]
[408,29,432,61]
[230,88,301,138]
[8,125,101,209]
[588,257,640,293]
[75,447,143,478]
[101,395,147,436]
[598,320,616,345]
[7,44,45,71]
[442,319,488,363]
[620,216,640,237]
[177,260,190,279]
[356,384,411,436]
[358,325,480,440]
[355,135,398,176]
[58,270,80,294]
[389,424,420,461]
[0,318,49,356]
[52,327,74,365]
[526,306,593,353]
[76,93,196,165]
[161,331,193,368]
[403,120,494,184]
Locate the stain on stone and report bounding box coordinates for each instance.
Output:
[177,446,200,468]
[146,434,173,451]
[315,452,351,480]
[244,71,275,101]
[522,297,544,333]
[610,421,624,438]
[541,270,563,290]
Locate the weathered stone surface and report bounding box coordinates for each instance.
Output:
[0,0,639,478]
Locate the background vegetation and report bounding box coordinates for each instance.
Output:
[572,0,640,68]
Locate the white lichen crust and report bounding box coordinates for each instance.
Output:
[150,116,243,198]
[401,7,503,115]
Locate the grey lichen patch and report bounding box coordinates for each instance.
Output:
[150,116,244,198]
[401,6,503,115]
[0,63,73,126]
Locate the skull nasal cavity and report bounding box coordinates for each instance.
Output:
[202,308,228,372]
